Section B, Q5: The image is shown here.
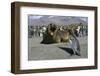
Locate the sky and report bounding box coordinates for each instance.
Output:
[28,15,87,21]
[28,15,43,19]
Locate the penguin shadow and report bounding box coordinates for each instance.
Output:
[58,47,81,56]
[58,47,74,55]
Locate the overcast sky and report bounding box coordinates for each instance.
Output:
[28,15,87,21]
[28,15,43,19]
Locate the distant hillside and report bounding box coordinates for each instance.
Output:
[28,15,88,26]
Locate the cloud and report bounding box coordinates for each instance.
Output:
[80,17,88,22]
[48,16,55,18]
[29,15,43,19]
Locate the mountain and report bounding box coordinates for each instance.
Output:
[28,15,88,26]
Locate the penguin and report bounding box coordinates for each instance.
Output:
[67,30,81,56]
